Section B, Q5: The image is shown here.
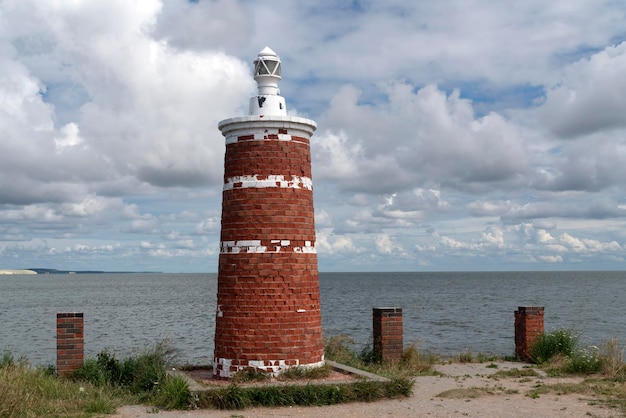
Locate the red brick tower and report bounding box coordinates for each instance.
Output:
[213,47,324,378]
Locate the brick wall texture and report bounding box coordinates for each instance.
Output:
[56,312,84,376]
[214,123,324,378]
[514,306,544,361]
[373,307,403,362]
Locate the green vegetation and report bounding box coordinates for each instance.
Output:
[324,334,437,378]
[4,333,624,415]
[197,377,413,410]
[453,349,498,364]
[0,336,419,415]
[152,375,192,410]
[528,328,607,375]
[0,341,191,417]
[277,362,332,381]
[525,333,626,414]
[437,385,519,399]
[196,336,421,410]
[488,367,540,379]
[71,341,174,396]
[528,328,579,364]
[0,352,124,418]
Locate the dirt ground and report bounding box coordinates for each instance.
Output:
[113,361,619,418]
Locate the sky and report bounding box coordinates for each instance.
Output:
[2,0,626,273]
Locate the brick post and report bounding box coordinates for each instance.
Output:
[56,312,84,376]
[373,307,403,362]
[514,306,544,361]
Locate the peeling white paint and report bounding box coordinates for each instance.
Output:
[221,240,316,254]
[236,240,261,247]
[218,116,317,143]
[221,240,268,254]
[225,133,296,144]
[294,241,317,254]
[214,357,325,378]
[224,175,313,191]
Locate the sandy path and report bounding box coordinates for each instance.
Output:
[114,361,617,418]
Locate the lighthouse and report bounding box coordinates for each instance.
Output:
[214,47,324,378]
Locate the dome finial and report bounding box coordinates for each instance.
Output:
[253,47,281,96]
[249,47,286,116]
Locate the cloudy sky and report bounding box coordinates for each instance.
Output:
[1,0,626,272]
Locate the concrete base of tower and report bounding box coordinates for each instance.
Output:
[213,356,326,379]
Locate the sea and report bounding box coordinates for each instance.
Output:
[1,271,625,366]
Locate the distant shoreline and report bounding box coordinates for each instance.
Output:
[0,268,161,275]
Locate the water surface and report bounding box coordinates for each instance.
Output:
[1,271,624,365]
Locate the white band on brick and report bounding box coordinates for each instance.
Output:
[214,357,325,378]
[225,133,301,145]
[224,175,312,191]
[221,240,316,254]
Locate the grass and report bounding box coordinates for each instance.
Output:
[3,333,625,415]
[455,349,499,364]
[437,385,519,399]
[526,377,626,412]
[528,328,579,364]
[324,334,437,379]
[525,335,626,414]
[277,362,332,381]
[152,374,192,410]
[529,328,614,376]
[0,336,419,415]
[0,356,126,417]
[488,367,540,379]
[71,339,177,397]
[0,340,194,417]
[196,336,421,410]
[197,378,414,410]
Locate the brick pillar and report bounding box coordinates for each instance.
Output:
[373,307,403,362]
[56,312,84,376]
[514,306,544,361]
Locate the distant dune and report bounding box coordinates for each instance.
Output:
[0,269,37,275]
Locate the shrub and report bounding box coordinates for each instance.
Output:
[1,351,27,369]
[324,335,434,380]
[599,338,625,378]
[153,375,191,410]
[278,363,331,381]
[324,334,358,365]
[232,367,270,383]
[566,349,602,374]
[1,361,120,417]
[197,378,413,409]
[529,328,579,364]
[400,343,437,375]
[359,342,378,364]
[72,340,171,394]
[458,349,473,363]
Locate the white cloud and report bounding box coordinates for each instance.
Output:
[154,0,253,52]
[61,195,123,218]
[2,0,626,272]
[375,233,406,255]
[54,123,84,152]
[316,228,362,255]
[542,42,626,138]
[1,0,255,203]
[538,255,563,263]
[314,83,529,195]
